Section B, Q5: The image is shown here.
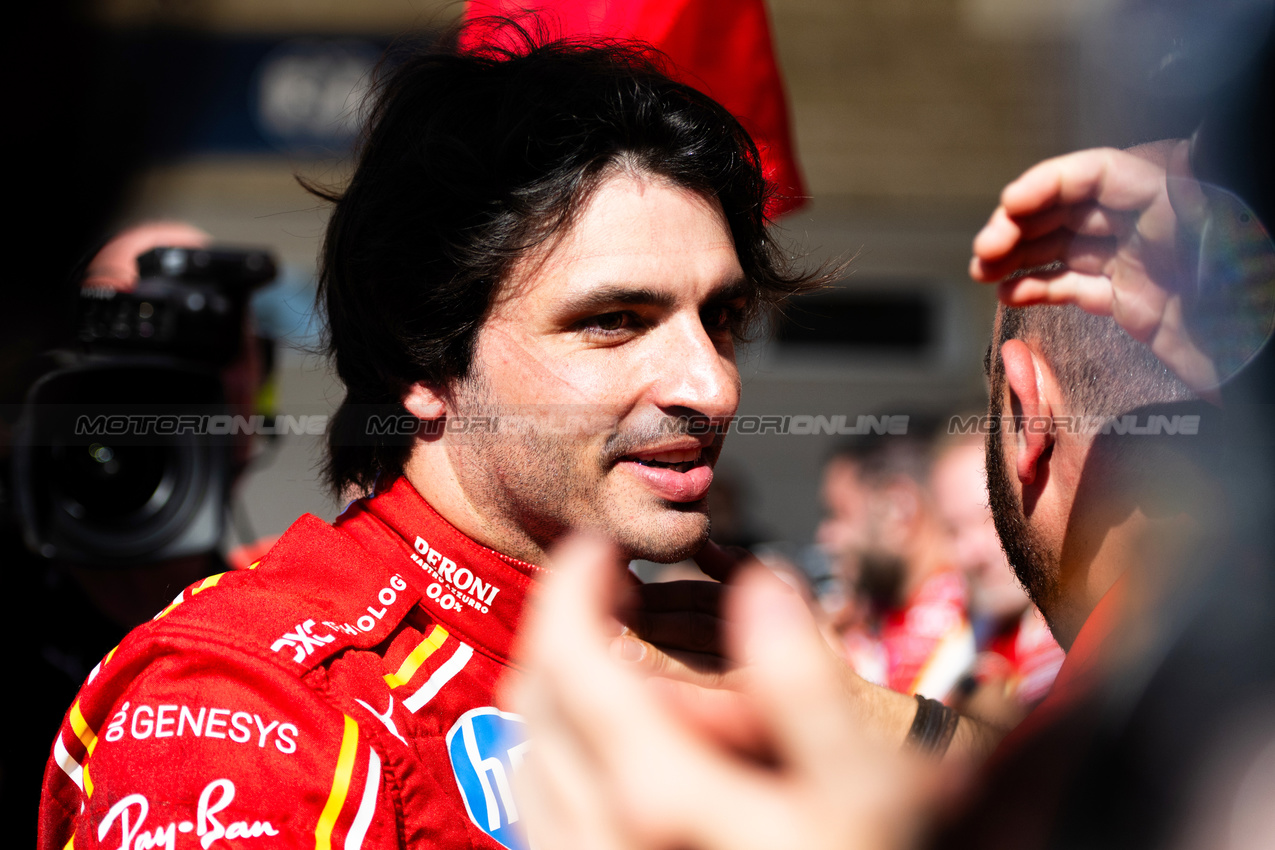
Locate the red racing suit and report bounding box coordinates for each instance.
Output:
[39,475,542,850]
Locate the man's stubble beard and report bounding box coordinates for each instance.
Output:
[447,375,712,565]
[985,414,1064,628]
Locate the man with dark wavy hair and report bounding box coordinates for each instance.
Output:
[38,28,825,850]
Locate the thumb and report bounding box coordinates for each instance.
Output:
[609,634,729,683]
[693,540,750,582]
[536,533,627,635]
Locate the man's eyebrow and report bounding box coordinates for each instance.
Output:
[702,278,752,306]
[568,285,677,314]
[566,278,751,315]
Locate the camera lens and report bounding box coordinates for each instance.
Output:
[15,362,230,564]
[52,440,175,523]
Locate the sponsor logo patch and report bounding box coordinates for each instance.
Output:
[446,707,530,850]
[97,778,278,849]
[268,575,410,655]
[412,537,501,615]
[102,702,298,754]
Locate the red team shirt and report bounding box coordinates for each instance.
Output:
[879,569,975,698]
[975,607,1065,707]
[39,476,541,850]
[842,569,976,702]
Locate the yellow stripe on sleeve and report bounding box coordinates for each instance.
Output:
[315,715,360,850]
[383,625,449,688]
[69,702,97,752]
[153,594,184,620]
[191,572,227,595]
[83,764,93,799]
[63,834,74,850]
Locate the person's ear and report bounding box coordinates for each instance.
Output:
[1000,339,1054,486]
[403,382,447,421]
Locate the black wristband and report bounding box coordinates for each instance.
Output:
[903,694,959,758]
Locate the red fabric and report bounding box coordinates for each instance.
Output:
[224,535,279,571]
[464,0,807,218]
[879,569,973,698]
[976,607,1065,707]
[994,577,1128,757]
[39,476,541,850]
[841,569,975,700]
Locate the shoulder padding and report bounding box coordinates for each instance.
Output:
[138,514,423,674]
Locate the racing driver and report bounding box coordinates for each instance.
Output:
[36,27,827,850]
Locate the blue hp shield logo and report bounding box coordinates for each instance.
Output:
[446,707,531,850]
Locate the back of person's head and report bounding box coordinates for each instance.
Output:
[990,304,1197,420]
[314,20,822,497]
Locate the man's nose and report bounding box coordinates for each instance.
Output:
[652,316,740,420]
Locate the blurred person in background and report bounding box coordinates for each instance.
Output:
[930,427,1063,726]
[2,6,272,845]
[35,220,275,623]
[816,429,975,702]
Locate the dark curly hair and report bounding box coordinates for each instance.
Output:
[310,20,830,497]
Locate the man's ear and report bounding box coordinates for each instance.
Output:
[403,382,447,421]
[1000,339,1054,486]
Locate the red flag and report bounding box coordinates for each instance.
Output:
[464,0,807,218]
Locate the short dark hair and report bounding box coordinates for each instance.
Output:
[990,304,1196,419]
[311,22,828,497]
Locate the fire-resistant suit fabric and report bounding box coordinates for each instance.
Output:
[38,475,542,850]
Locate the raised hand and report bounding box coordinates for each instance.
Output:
[971,140,1275,397]
[505,535,924,850]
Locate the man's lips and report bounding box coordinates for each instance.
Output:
[628,446,703,470]
[616,445,714,502]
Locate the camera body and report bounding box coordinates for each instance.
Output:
[12,246,276,566]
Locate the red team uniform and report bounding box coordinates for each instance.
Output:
[842,569,976,702]
[39,476,538,850]
[973,607,1066,707]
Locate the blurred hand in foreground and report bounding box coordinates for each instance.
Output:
[971,140,1275,399]
[613,541,764,685]
[505,535,926,850]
